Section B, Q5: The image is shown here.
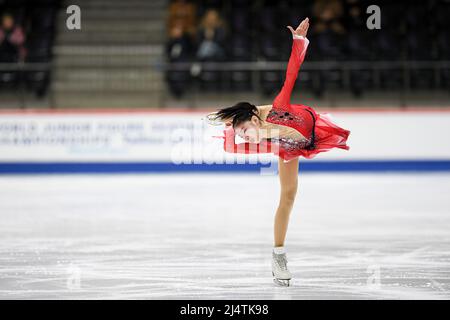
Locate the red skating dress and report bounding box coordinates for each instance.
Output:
[217,35,350,162]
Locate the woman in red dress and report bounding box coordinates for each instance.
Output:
[206,18,350,286]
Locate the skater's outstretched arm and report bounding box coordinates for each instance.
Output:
[272,17,310,109]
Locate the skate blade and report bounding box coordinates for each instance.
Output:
[273,278,291,287]
[272,272,291,287]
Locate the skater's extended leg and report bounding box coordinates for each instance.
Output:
[274,157,299,247]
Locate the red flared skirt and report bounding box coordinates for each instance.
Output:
[288,111,351,161]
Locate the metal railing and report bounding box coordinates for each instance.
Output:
[162,60,450,88]
[160,59,450,108]
[0,62,51,109]
[1,60,449,109]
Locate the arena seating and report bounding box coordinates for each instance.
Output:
[165,0,450,97]
[0,0,59,97]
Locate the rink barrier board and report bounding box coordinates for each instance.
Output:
[1,160,450,174]
[1,108,450,173]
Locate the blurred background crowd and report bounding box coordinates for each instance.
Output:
[0,0,58,97]
[166,0,450,97]
[0,0,448,109]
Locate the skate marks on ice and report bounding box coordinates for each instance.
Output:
[0,173,449,299]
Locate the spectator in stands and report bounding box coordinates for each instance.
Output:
[312,0,347,59]
[310,0,346,96]
[166,21,194,98]
[343,0,364,30]
[167,21,194,62]
[195,9,226,61]
[0,13,26,63]
[341,0,372,96]
[312,0,345,35]
[167,0,197,37]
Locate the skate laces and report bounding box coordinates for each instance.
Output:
[273,253,288,271]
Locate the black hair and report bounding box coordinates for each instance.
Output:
[207,102,262,128]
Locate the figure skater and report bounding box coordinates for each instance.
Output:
[206,17,350,286]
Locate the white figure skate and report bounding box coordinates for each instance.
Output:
[271,251,292,287]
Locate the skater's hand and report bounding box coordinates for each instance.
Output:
[287,17,309,38]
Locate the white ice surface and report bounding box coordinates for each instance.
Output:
[0,172,449,299]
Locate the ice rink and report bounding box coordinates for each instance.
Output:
[0,172,449,299]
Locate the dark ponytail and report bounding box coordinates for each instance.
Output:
[206,102,261,128]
